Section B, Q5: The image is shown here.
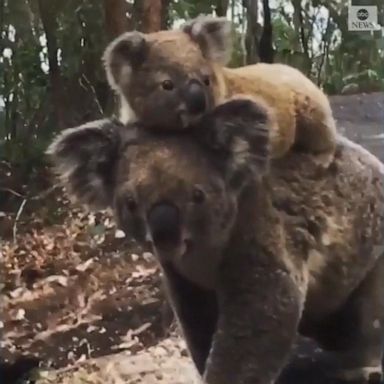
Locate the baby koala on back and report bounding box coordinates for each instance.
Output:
[103,15,337,158]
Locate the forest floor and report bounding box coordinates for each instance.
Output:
[1,92,383,384]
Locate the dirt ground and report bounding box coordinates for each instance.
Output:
[1,92,383,384]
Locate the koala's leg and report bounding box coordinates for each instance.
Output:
[161,262,218,375]
[204,253,305,384]
[314,256,384,383]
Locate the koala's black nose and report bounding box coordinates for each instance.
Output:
[183,80,207,115]
[147,203,181,249]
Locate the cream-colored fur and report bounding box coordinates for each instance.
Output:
[214,63,336,158]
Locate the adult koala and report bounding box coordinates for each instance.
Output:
[47,99,384,384]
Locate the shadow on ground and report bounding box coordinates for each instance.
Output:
[279,338,384,384]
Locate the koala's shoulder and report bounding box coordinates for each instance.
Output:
[269,137,384,246]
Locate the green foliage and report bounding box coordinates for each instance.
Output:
[170,0,215,20]
[229,29,246,67]
[0,0,107,183]
[341,69,384,93]
[271,0,384,93]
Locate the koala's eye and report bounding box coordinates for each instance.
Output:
[125,195,137,212]
[161,79,174,91]
[192,187,206,204]
[202,75,210,86]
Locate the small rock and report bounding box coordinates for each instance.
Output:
[87,325,98,333]
[45,275,68,287]
[143,252,154,261]
[115,229,126,238]
[9,287,25,299]
[153,346,167,357]
[132,322,151,336]
[15,308,26,320]
[155,372,163,380]
[131,253,140,262]
[76,258,94,272]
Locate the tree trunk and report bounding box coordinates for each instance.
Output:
[259,0,274,63]
[141,0,162,32]
[10,88,19,141]
[244,0,260,64]
[316,15,331,86]
[103,0,130,41]
[0,0,5,52]
[215,0,229,17]
[37,0,66,129]
[292,0,311,73]
[160,0,171,29]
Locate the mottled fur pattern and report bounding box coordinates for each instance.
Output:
[181,15,232,64]
[46,118,138,208]
[103,15,337,158]
[47,98,384,384]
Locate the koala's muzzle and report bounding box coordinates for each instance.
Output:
[147,203,181,250]
[183,80,207,115]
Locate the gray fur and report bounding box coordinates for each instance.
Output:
[191,97,270,190]
[47,99,384,384]
[102,31,147,93]
[181,15,232,64]
[46,119,136,209]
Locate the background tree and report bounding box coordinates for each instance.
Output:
[103,0,131,40]
[243,0,260,64]
[259,0,273,62]
[37,0,66,129]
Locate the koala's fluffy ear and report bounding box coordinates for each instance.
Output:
[181,15,232,64]
[103,31,148,92]
[46,119,136,209]
[194,96,272,191]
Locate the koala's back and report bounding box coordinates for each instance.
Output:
[269,136,384,318]
[221,64,336,157]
